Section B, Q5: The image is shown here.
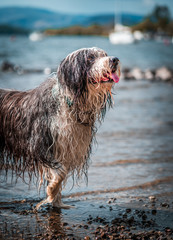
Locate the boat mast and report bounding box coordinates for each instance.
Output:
[115,0,122,30]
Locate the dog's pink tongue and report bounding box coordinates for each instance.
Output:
[110,73,119,83]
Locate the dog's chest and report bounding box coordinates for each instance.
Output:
[69,123,92,158]
[51,113,93,171]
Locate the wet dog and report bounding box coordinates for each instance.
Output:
[0,47,120,208]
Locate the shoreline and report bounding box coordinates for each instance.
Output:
[0,191,173,239]
[1,61,173,84]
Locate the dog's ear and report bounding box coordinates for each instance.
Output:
[57,52,88,101]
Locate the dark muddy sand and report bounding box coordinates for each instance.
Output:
[0,183,173,240]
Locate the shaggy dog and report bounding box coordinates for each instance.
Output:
[0,47,120,209]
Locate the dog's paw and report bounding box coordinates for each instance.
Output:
[52,202,75,209]
[35,198,50,210]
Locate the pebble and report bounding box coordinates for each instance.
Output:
[65,227,73,230]
[100,232,107,238]
[151,209,157,215]
[99,205,105,208]
[62,222,68,226]
[107,198,116,204]
[87,220,92,225]
[126,208,131,213]
[165,227,172,233]
[161,202,169,208]
[109,206,113,211]
[149,196,156,202]
[142,214,147,220]
[84,236,90,240]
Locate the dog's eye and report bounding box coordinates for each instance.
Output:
[87,56,95,61]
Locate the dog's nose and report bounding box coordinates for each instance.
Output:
[111,57,119,66]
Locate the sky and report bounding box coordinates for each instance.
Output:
[0,0,173,16]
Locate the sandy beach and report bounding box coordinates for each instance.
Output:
[0,181,173,239]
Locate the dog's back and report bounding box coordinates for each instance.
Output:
[0,82,56,176]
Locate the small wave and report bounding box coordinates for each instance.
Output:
[64,176,173,198]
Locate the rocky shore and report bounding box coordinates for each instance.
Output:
[122,66,173,83]
[1,61,173,84]
[0,193,173,240]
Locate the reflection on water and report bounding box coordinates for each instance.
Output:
[0,36,173,239]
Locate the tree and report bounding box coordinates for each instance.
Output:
[131,5,172,34]
[150,5,171,29]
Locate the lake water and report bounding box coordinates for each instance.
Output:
[0,35,173,90]
[0,36,173,239]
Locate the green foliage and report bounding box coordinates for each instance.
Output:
[132,5,173,35]
[151,5,170,22]
[44,24,110,36]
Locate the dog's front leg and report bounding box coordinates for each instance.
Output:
[36,167,73,209]
[49,168,74,209]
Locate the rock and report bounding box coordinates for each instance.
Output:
[1,61,24,74]
[109,206,113,211]
[130,67,144,80]
[62,222,68,226]
[155,66,172,81]
[144,69,155,80]
[107,197,116,204]
[44,67,51,75]
[151,209,157,215]
[149,196,156,202]
[126,208,131,213]
[84,236,90,240]
[99,205,105,208]
[1,61,15,71]
[100,232,107,238]
[122,67,135,80]
[161,202,169,208]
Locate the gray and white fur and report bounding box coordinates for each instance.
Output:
[0,47,120,208]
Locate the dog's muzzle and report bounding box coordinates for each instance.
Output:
[100,57,120,83]
[108,57,120,83]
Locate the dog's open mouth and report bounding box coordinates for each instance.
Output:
[101,71,119,83]
[91,71,119,84]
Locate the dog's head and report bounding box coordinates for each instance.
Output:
[57,47,120,100]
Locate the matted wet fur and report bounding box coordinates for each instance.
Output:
[0,47,120,209]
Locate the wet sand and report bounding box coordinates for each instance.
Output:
[0,182,173,240]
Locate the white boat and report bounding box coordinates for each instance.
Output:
[133,30,143,41]
[109,24,135,44]
[109,0,143,45]
[29,32,44,42]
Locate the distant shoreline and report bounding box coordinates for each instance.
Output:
[0,24,112,37]
[44,24,112,37]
